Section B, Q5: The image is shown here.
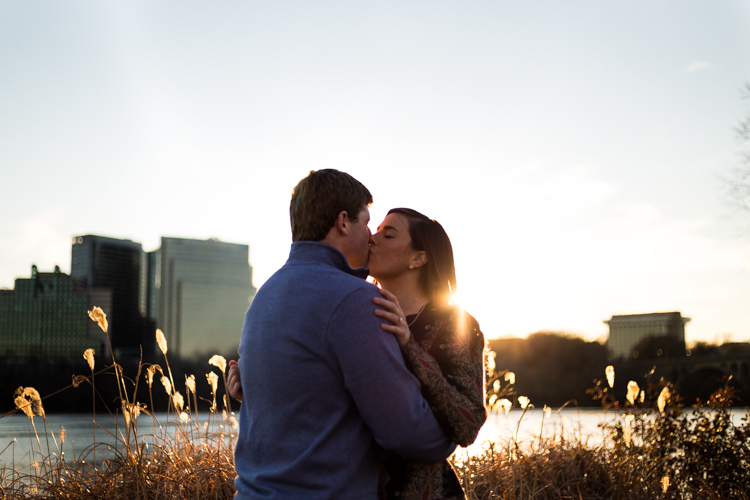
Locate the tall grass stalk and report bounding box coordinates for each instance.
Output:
[3,324,750,499]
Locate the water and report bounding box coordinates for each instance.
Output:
[463,407,750,457]
[2,408,748,470]
[0,412,236,471]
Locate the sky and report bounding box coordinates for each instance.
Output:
[1,1,750,344]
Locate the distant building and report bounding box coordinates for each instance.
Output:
[155,237,256,358]
[0,265,109,357]
[71,235,149,356]
[605,312,690,360]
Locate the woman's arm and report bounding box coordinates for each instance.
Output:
[400,315,487,447]
[374,289,487,448]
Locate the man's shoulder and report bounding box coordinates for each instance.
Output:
[256,259,379,306]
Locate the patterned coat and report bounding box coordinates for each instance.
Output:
[380,302,487,500]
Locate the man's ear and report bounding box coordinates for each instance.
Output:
[411,251,427,269]
[334,211,350,236]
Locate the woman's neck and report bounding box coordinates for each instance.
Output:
[378,275,428,315]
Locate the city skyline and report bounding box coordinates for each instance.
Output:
[2,1,750,343]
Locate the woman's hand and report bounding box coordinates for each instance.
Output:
[373,288,411,348]
[227,359,243,403]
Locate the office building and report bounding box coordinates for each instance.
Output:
[605,312,690,360]
[0,265,108,357]
[71,235,148,356]
[156,237,255,358]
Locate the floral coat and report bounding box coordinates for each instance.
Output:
[379,303,487,500]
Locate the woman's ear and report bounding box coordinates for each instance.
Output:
[410,251,427,269]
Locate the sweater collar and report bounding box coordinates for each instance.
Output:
[287,241,370,280]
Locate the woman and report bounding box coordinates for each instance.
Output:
[227,208,486,500]
[369,208,486,500]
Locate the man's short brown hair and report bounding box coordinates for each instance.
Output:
[290,169,373,242]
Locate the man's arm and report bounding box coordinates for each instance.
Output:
[326,287,456,463]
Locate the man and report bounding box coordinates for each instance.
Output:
[232,169,456,499]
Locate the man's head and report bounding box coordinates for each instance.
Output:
[290,169,373,267]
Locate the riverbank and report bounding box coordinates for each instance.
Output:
[3,396,749,499]
[3,318,749,499]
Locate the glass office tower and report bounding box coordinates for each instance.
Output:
[156,237,256,358]
[71,235,148,356]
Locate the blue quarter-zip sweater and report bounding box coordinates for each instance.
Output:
[234,241,456,499]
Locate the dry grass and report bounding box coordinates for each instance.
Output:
[2,314,749,499]
[1,430,236,499]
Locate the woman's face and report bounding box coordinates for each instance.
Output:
[368,212,418,281]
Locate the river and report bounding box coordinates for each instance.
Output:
[2,407,748,471]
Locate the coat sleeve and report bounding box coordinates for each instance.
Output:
[327,287,457,463]
[400,311,487,447]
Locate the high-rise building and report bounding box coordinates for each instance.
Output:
[71,235,148,356]
[605,312,690,360]
[0,265,109,357]
[156,237,255,358]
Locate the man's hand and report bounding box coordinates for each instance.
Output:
[228,359,243,403]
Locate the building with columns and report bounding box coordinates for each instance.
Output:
[605,311,690,360]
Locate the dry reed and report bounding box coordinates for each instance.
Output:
[2,317,749,499]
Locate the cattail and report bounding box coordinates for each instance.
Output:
[657,387,670,413]
[207,372,219,394]
[156,329,168,355]
[504,371,515,385]
[14,387,44,418]
[661,475,670,493]
[623,414,635,447]
[185,375,196,394]
[639,390,645,403]
[15,391,34,418]
[87,307,108,333]
[83,348,95,371]
[492,380,500,393]
[605,365,615,388]
[146,365,160,388]
[179,412,190,423]
[122,402,132,427]
[209,355,227,374]
[626,381,640,406]
[518,396,530,409]
[486,351,496,374]
[544,406,552,419]
[173,393,184,412]
[497,398,512,415]
[161,376,172,396]
[60,426,66,444]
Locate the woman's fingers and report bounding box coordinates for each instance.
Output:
[377,287,399,303]
[373,296,411,347]
[373,303,399,321]
[373,296,405,317]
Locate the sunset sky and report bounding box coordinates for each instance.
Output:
[2,1,750,343]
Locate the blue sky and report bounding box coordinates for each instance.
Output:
[2,1,750,343]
